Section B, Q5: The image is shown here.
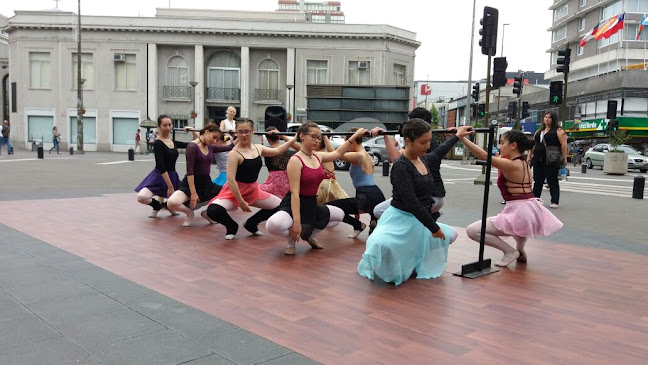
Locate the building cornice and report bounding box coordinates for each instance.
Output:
[5,12,420,48]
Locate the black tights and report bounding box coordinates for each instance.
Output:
[326,198,375,231]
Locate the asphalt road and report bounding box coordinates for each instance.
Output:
[2,149,647,255]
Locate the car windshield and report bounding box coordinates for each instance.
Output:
[614,146,638,154]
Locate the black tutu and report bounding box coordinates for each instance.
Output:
[177,174,222,203]
[279,192,331,233]
[134,170,181,198]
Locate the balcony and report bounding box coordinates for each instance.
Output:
[206,87,240,101]
[254,89,281,102]
[163,86,191,100]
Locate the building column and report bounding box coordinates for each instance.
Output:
[195,45,204,129]
[240,46,250,118]
[286,48,295,117]
[147,44,158,121]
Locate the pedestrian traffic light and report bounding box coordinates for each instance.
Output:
[507,101,517,119]
[521,101,530,119]
[479,7,499,56]
[478,103,486,117]
[549,81,563,105]
[512,74,523,97]
[492,57,508,88]
[609,120,619,132]
[471,83,480,102]
[557,48,571,74]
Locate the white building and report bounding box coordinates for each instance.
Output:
[1,8,418,151]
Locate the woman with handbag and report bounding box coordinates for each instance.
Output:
[49,126,61,154]
[527,111,567,209]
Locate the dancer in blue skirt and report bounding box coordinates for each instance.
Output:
[357,120,474,285]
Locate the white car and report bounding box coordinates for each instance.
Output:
[584,144,648,173]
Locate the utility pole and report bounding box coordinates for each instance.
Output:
[495,23,509,123]
[76,0,84,154]
[465,0,477,126]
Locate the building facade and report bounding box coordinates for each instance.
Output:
[2,8,418,151]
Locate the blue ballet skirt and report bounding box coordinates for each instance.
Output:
[357,206,454,286]
[212,172,227,186]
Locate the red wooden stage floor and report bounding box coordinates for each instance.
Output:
[1,194,647,364]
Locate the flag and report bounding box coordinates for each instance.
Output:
[594,12,625,40]
[580,22,600,47]
[636,14,648,40]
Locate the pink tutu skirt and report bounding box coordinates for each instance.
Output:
[259,171,289,198]
[490,198,563,238]
[209,181,272,207]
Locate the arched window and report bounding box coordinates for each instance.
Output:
[207,50,240,100]
[165,56,189,99]
[257,59,279,100]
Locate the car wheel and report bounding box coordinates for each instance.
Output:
[334,159,349,170]
[586,158,593,169]
[641,169,648,173]
[370,153,381,166]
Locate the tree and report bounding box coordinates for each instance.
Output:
[429,105,440,128]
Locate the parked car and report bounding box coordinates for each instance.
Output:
[363,136,394,165]
[329,136,374,170]
[584,144,648,173]
[286,123,333,133]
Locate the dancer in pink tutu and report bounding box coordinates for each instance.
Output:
[258,126,300,198]
[459,129,563,267]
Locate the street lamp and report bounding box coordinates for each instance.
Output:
[286,84,294,120]
[189,81,198,126]
[76,0,85,154]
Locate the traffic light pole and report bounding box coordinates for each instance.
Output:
[515,96,521,129]
[561,65,569,128]
[474,53,492,186]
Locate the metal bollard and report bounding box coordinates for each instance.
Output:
[581,162,587,173]
[632,175,645,199]
[382,160,390,176]
[69,147,74,155]
[128,148,135,161]
[37,146,44,159]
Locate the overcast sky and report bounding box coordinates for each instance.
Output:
[1,0,552,81]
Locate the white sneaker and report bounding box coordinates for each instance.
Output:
[550,203,559,209]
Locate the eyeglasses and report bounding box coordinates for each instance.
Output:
[307,134,323,141]
[236,130,252,136]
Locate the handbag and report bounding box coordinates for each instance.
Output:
[544,141,563,168]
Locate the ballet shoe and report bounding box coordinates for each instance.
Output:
[368,220,377,235]
[243,221,263,236]
[225,234,235,240]
[284,241,296,255]
[347,223,366,239]
[200,210,218,225]
[495,251,520,267]
[182,211,194,227]
[148,210,159,218]
[307,236,323,249]
[517,248,527,263]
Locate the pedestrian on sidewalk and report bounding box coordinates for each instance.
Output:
[134,129,143,154]
[0,119,11,155]
[48,126,61,154]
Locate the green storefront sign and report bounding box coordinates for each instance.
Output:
[536,117,648,138]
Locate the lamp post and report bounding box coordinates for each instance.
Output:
[76,0,85,154]
[496,23,510,123]
[189,81,198,126]
[286,84,294,120]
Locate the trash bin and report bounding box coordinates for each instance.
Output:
[128,148,135,161]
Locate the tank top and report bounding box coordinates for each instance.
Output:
[234,145,262,183]
[294,154,325,197]
[497,156,534,201]
[221,119,235,132]
[349,154,376,188]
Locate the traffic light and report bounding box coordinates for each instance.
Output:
[471,83,480,102]
[609,120,619,132]
[472,104,477,118]
[507,102,517,119]
[521,102,530,119]
[478,103,486,117]
[557,48,571,74]
[492,57,508,88]
[606,100,618,120]
[479,7,499,56]
[549,81,563,105]
[512,74,523,97]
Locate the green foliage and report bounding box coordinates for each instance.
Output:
[608,129,630,151]
[429,105,440,128]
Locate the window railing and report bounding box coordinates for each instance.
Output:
[206,87,240,101]
[255,89,280,101]
[163,86,191,99]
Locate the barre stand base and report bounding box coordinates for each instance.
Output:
[473,173,493,186]
[453,259,500,279]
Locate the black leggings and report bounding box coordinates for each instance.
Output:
[532,164,560,204]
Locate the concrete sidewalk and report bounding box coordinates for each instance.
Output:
[0,223,319,365]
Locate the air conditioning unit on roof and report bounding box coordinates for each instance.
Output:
[113,53,125,62]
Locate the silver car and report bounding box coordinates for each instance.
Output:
[584,144,648,173]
